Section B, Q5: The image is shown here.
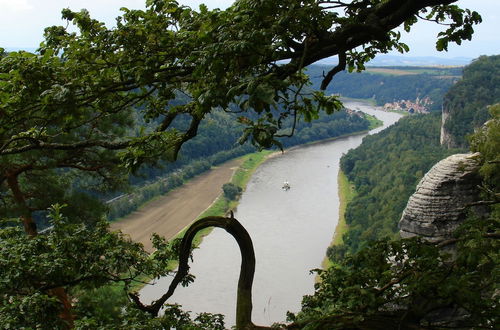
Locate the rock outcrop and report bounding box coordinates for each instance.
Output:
[399,153,482,242]
[440,105,456,148]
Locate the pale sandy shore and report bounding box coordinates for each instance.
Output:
[110,158,243,252]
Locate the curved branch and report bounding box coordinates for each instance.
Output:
[131,214,265,329]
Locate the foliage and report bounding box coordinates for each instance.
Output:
[338,114,457,253]
[0,205,227,328]
[470,103,500,218]
[443,55,500,147]
[222,182,243,201]
[0,0,485,327]
[292,215,499,329]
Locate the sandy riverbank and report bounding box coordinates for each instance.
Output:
[110,158,243,252]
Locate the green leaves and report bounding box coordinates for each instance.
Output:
[313,92,343,116]
[238,121,281,150]
[431,6,482,52]
[0,203,209,328]
[119,130,182,171]
[294,222,499,328]
[470,103,500,213]
[0,0,490,327]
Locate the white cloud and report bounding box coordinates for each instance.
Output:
[0,0,34,11]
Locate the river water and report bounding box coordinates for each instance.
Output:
[140,101,402,327]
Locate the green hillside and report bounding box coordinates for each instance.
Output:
[442,55,500,147]
[335,114,457,254]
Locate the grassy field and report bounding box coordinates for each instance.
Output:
[364,113,383,129]
[365,66,462,77]
[366,67,419,75]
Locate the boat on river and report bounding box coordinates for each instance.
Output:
[282,181,291,191]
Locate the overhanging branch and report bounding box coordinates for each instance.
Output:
[320,52,346,90]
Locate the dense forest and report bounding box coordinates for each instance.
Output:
[442,55,500,147]
[331,54,500,257]
[334,114,457,254]
[307,65,460,111]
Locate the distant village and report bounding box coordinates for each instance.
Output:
[382,96,433,114]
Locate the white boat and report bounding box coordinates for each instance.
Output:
[282,181,290,191]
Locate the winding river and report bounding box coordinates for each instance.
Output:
[140,101,402,326]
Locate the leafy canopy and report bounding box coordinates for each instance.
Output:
[0,0,481,166]
[0,0,485,328]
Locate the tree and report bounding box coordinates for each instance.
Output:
[290,222,499,328]
[470,103,500,217]
[223,182,243,200]
[0,0,483,328]
[1,0,481,160]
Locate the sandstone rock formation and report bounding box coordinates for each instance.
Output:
[399,153,482,242]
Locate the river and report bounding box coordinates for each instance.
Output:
[140,101,402,327]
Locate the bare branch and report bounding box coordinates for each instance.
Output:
[320,51,346,90]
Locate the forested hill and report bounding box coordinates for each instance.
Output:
[311,57,499,328]
[441,55,500,148]
[332,113,457,255]
[306,65,461,111]
[331,55,500,256]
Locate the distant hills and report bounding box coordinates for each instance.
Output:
[318,54,473,66]
[6,47,472,67]
[5,45,473,68]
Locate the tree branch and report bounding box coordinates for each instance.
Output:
[320,52,346,90]
[130,214,262,328]
[0,139,131,156]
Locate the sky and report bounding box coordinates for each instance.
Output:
[1,0,499,59]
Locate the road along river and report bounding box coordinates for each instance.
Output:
[139,101,402,327]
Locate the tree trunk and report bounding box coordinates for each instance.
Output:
[6,173,38,237]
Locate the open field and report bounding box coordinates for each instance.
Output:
[365,66,462,77]
[110,158,242,252]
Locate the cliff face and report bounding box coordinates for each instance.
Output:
[440,105,457,149]
[399,153,482,242]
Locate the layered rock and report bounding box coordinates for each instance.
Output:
[399,153,482,242]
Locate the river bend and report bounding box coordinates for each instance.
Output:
[140,101,402,326]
